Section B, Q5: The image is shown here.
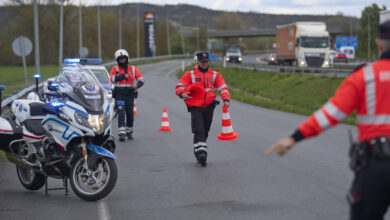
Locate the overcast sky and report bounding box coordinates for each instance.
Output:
[78,0,390,17]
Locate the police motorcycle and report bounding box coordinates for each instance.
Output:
[0,63,117,201]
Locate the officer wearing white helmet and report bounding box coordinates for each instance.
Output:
[110,49,145,141]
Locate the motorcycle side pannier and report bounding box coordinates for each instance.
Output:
[0,116,23,153]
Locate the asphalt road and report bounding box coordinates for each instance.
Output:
[242,53,268,65]
[1,59,389,220]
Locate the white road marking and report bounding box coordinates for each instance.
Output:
[166,67,181,77]
[256,55,268,64]
[98,200,111,220]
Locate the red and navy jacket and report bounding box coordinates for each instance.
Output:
[109,64,144,95]
[175,67,230,108]
[292,50,390,143]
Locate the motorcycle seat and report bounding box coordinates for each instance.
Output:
[29,102,46,116]
[24,119,44,136]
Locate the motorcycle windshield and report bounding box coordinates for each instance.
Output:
[58,64,105,114]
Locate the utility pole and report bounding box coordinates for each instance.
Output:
[97,5,102,59]
[196,24,200,51]
[136,5,140,58]
[166,18,171,55]
[118,4,122,49]
[59,0,64,66]
[368,12,371,60]
[33,0,40,75]
[181,23,185,55]
[79,0,82,55]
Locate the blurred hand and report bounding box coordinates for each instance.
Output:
[224,101,230,108]
[182,92,192,100]
[266,137,295,156]
[132,83,137,89]
[125,74,129,79]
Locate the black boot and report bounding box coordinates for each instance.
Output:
[119,133,126,142]
[126,132,133,140]
[195,150,207,167]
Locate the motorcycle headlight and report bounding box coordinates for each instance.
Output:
[74,111,89,127]
[88,114,104,133]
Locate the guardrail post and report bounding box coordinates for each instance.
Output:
[0,85,6,115]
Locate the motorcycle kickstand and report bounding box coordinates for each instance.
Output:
[44,176,69,197]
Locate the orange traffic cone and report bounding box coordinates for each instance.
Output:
[133,99,139,115]
[159,108,172,132]
[217,106,239,141]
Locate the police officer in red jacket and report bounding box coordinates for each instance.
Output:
[176,52,230,166]
[266,21,390,220]
[110,49,144,142]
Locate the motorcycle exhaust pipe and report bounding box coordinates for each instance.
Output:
[5,152,45,175]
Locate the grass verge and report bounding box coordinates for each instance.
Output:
[0,65,60,96]
[0,151,4,162]
[177,64,356,125]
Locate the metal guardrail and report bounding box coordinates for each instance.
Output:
[216,61,355,78]
[103,54,188,67]
[1,54,188,113]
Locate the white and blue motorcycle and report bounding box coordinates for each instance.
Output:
[0,64,117,201]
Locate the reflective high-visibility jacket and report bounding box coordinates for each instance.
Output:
[109,65,144,95]
[175,68,230,108]
[296,51,390,142]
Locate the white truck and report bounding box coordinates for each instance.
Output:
[276,22,330,68]
[380,10,390,24]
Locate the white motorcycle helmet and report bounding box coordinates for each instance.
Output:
[114,49,129,60]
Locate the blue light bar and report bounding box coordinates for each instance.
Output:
[0,85,6,90]
[64,58,81,64]
[64,58,102,65]
[83,58,103,64]
[51,101,65,108]
[33,73,41,78]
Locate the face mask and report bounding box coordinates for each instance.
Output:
[198,64,209,73]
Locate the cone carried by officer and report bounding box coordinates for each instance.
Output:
[266,21,390,220]
[175,51,232,167]
[133,99,139,115]
[159,108,172,132]
[110,49,145,142]
[217,105,239,141]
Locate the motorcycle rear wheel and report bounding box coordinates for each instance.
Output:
[16,165,45,191]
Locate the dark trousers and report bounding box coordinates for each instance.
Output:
[348,158,390,220]
[190,103,216,152]
[117,94,134,129]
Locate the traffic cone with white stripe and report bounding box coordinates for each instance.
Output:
[159,108,172,132]
[217,105,239,141]
[133,99,139,115]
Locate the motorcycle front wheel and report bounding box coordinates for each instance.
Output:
[16,165,45,191]
[70,157,117,201]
